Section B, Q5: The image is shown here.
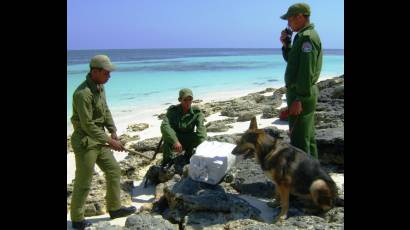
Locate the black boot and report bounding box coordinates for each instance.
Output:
[72,219,92,229]
[109,206,137,219]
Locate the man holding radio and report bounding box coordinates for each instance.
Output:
[280,3,323,159]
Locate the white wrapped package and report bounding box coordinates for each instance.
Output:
[189,141,237,185]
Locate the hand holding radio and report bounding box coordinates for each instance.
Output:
[280,26,293,48]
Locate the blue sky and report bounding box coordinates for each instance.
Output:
[67,0,343,50]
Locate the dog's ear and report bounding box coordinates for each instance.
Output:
[249,116,258,131]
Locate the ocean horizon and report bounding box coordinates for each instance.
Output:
[67,48,344,133]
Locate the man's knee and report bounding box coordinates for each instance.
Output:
[73,173,93,195]
[74,160,95,184]
[104,162,121,180]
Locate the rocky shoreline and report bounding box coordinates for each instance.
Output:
[67,75,344,229]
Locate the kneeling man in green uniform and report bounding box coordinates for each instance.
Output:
[160,88,207,166]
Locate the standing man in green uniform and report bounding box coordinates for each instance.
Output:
[280,3,322,159]
[70,55,136,229]
[160,88,207,166]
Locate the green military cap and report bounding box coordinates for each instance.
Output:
[89,55,116,71]
[280,3,311,20]
[179,88,193,100]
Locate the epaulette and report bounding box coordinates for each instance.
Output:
[167,105,177,111]
[300,29,313,39]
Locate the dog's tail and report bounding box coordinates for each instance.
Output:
[310,178,338,211]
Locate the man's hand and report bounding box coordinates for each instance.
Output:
[280,30,288,48]
[173,141,183,153]
[111,132,119,140]
[289,100,302,116]
[108,138,125,152]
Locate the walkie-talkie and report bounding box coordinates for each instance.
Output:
[284,26,293,45]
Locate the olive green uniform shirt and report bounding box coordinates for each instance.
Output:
[71,73,116,148]
[282,23,322,102]
[160,104,207,144]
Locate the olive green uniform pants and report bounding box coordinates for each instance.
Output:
[70,136,121,221]
[286,85,319,159]
[162,133,203,166]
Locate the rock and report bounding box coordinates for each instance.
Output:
[331,85,344,99]
[67,183,73,198]
[144,165,175,186]
[315,111,344,130]
[84,203,97,216]
[119,154,152,181]
[131,137,162,152]
[314,78,344,133]
[207,133,242,144]
[329,173,344,197]
[144,153,192,187]
[221,103,262,118]
[263,126,290,143]
[276,214,344,229]
[316,127,344,165]
[261,106,279,119]
[200,89,285,119]
[237,112,256,122]
[243,93,265,103]
[256,87,276,94]
[67,136,73,153]
[192,99,203,104]
[222,219,284,230]
[125,213,178,230]
[197,101,231,117]
[258,90,283,108]
[275,86,287,95]
[67,173,132,217]
[316,77,344,91]
[324,207,344,224]
[162,176,263,228]
[127,123,149,132]
[230,158,276,198]
[316,100,344,112]
[119,133,140,145]
[205,118,236,132]
[184,212,270,230]
[319,87,344,103]
[84,221,123,230]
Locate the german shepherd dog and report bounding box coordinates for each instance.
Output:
[231,117,338,222]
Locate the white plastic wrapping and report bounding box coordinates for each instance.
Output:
[188,141,237,185]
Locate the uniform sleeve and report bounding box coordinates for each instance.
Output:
[103,98,117,133]
[195,112,207,142]
[160,110,178,144]
[74,92,110,143]
[281,46,292,62]
[295,37,318,102]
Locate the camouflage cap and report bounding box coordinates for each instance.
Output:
[280,3,311,20]
[89,55,116,71]
[179,88,193,100]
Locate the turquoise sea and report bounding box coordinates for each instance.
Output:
[67,49,344,130]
